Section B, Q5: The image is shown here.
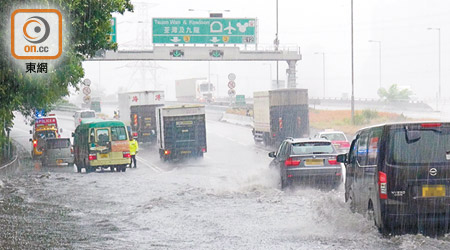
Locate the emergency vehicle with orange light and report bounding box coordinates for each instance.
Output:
[29,115,61,159]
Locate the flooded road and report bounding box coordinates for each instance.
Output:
[2,111,450,249]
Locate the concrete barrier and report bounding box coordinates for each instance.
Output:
[220,113,254,127]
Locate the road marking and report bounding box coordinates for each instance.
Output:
[136,156,164,173]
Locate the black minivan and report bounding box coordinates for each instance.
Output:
[337,122,450,234]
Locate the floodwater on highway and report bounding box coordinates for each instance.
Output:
[1,112,450,249]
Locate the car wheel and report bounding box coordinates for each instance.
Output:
[281,175,290,189]
[349,192,356,212]
[366,201,375,222]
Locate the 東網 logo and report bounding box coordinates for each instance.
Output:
[11,9,62,59]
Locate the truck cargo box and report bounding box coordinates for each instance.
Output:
[253,89,309,147]
[157,105,207,160]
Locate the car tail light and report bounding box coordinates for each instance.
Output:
[421,123,441,128]
[123,152,131,158]
[287,174,293,178]
[164,150,171,155]
[378,171,387,199]
[132,132,138,137]
[202,148,206,153]
[88,154,97,161]
[341,142,350,147]
[70,147,74,154]
[33,140,37,148]
[336,172,342,176]
[79,118,82,123]
[285,157,300,167]
[328,157,339,165]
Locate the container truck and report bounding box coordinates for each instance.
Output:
[156,105,207,161]
[252,89,310,147]
[118,90,164,143]
[175,78,214,103]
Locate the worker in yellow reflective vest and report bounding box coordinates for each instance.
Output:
[129,136,139,168]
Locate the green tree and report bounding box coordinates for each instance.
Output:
[0,0,132,152]
[377,84,413,102]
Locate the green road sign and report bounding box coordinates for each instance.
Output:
[236,95,246,105]
[153,18,257,44]
[109,17,117,43]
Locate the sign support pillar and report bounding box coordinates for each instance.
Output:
[286,60,297,88]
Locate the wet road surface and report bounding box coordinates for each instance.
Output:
[1,110,450,249]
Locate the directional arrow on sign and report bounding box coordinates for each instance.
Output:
[172,50,183,57]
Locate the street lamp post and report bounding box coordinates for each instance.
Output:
[314,52,326,98]
[427,27,441,107]
[275,0,280,89]
[189,8,230,100]
[351,0,355,124]
[368,40,382,89]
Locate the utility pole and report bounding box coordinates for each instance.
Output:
[351,0,355,124]
[275,0,279,89]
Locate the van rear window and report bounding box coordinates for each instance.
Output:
[47,139,70,149]
[111,127,127,141]
[388,127,450,164]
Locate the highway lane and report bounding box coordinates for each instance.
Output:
[2,110,450,249]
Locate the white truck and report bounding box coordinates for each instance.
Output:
[253,89,310,147]
[118,90,164,143]
[156,105,207,161]
[175,78,215,103]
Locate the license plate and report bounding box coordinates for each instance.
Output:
[100,154,109,158]
[422,185,446,197]
[305,159,324,166]
[142,133,151,136]
[56,159,63,164]
[181,150,191,154]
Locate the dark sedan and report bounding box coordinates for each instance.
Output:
[269,138,342,189]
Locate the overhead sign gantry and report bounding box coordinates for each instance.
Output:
[90,16,301,88]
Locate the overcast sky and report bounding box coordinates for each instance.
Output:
[80,0,450,101]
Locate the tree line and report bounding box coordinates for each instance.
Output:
[0,0,133,162]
